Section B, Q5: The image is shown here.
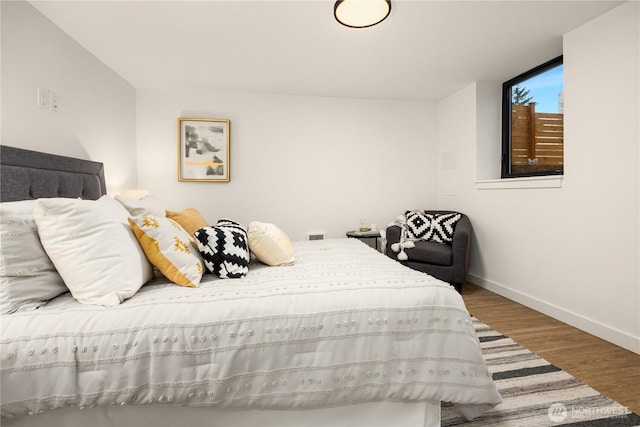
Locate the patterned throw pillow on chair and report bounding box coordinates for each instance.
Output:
[405,210,432,239]
[428,212,461,244]
[404,211,461,244]
[195,219,250,278]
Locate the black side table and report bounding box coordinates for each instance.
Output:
[346,230,381,251]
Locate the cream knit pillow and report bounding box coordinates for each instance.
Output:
[247,221,295,266]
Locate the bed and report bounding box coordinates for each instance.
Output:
[0,145,501,426]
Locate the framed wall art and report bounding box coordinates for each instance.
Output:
[177,118,230,182]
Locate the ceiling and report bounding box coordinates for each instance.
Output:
[29,0,621,102]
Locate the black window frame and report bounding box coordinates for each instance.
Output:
[501,55,564,179]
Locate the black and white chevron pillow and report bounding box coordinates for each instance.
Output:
[427,212,461,244]
[404,211,461,244]
[194,219,250,278]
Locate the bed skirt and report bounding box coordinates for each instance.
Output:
[3,400,441,427]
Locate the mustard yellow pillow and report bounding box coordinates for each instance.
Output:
[247,221,295,266]
[129,215,204,288]
[166,208,209,236]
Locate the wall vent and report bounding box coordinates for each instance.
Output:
[306,231,326,241]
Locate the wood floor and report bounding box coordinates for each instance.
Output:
[461,283,640,415]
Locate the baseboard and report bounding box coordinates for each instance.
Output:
[467,273,640,355]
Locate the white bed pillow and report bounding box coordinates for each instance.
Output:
[115,194,168,217]
[0,200,68,314]
[247,221,295,266]
[34,196,153,306]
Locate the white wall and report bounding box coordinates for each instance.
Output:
[136,89,437,240]
[1,1,137,193]
[2,0,438,243]
[436,1,639,353]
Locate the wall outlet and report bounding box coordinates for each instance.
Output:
[49,91,58,112]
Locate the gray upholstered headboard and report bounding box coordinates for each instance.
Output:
[0,145,106,202]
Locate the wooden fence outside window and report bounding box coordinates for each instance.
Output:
[511,103,564,174]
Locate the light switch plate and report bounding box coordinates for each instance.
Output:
[36,86,47,108]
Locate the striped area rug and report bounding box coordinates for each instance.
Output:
[441,318,640,426]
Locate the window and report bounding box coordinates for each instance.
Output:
[502,56,564,178]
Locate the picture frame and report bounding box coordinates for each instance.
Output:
[177,118,230,182]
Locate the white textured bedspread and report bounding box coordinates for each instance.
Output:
[1,239,501,420]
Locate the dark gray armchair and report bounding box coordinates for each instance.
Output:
[385,211,471,293]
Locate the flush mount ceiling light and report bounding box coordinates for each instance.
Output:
[334,0,391,28]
